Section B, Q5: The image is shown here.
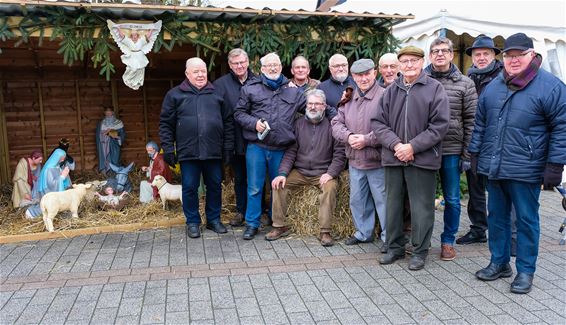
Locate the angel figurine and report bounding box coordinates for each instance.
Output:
[108,20,162,90]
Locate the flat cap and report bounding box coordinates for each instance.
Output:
[397,46,424,59]
[350,59,375,74]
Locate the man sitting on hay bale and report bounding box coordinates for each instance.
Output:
[267,89,346,246]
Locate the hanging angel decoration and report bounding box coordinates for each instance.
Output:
[107,20,162,90]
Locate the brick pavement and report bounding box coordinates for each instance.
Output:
[0,190,564,324]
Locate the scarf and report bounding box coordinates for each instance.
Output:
[261,74,285,90]
[504,53,542,91]
[425,63,458,79]
[467,59,499,76]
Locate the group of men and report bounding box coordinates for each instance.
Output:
[158,32,565,295]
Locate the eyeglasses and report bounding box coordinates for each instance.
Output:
[262,63,281,68]
[430,48,452,56]
[502,50,533,61]
[380,64,398,70]
[229,60,248,66]
[306,102,325,108]
[399,58,422,66]
[330,63,348,69]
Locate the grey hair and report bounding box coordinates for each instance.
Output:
[292,55,310,69]
[305,89,326,104]
[260,52,281,66]
[227,48,248,60]
[146,141,159,152]
[429,37,454,52]
[329,53,347,66]
[378,53,399,65]
[185,57,206,69]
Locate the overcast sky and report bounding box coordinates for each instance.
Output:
[208,0,566,28]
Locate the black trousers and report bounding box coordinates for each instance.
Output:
[465,171,488,235]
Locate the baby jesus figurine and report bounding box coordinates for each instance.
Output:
[95,186,128,209]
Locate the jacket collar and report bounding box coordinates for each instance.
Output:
[179,79,215,93]
[424,63,462,82]
[230,68,256,85]
[394,70,429,90]
[353,80,380,101]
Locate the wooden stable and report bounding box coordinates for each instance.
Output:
[0,38,227,183]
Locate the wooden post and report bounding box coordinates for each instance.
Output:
[111,80,119,117]
[0,81,11,184]
[37,82,47,156]
[142,85,149,144]
[75,81,85,171]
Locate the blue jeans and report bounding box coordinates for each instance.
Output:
[180,160,223,225]
[232,155,247,215]
[349,166,387,242]
[245,144,284,229]
[487,180,540,274]
[439,155,461,245]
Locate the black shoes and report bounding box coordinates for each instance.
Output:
[408,255,426,271]
[243,226,259,240]
[206,222,228,234]
[456,231,487,245]
[379,252,405,265]
[510,273,533,294]
[475,262,513,281]
[344,236,372,245]
[380,242,389,254]
[186,224,201,238]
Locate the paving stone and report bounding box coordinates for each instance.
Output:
[431,289,471,308]
[11,289,36,299]
[420,299,460,320]
[321,290,351,309]
[333,307,366,324]
[254,287,282,306]
[349,296,382,317]
[67,300,96,320]
[531,309,566,324]
[260,304,289,325]
[363,286,394,306]
[335,280,366,299]
[498,302,541,323]
[213,308,239,325]
[363,315,392,324]
[122,281,146,298]
[311,275,339,292]
[305,300,337,322]
[409,310,443,324]
[164,311,190,324]
[144,286,166,305]
[295,284,323,302]
[279,294,308,313]
[1,297,31,316]
[538,297,566,314]
[231,280,255,299]
[91,307,119,324]
[390,293,427,313]
[166,294,189,312]
[239,316,266,325]
[13,302,49,324]
[140,303,166,324]
[188,284,211,301]
[378,303,414,324]
[96,290,122,309]
[190,300,214,320]
[287,311,314,325]
[39,310,69,325]
[452,306,493,324]
[115,315,141,325]
[463,296,503,316]
[234,297,261,317]
[273,279,299,296]
[488,313,521,324]
[117,297,143,316]
[248,273,273,289]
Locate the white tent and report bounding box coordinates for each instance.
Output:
[393,9,566,81]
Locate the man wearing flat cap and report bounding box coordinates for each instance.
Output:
[372,46,450,271]
[469,33,566,294]
[332,58,388,250]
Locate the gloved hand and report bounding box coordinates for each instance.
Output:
[470,153,479,176]
[163,152,177,168]
[460,159,471,173]
[223,150,234,166]
[543,163,563,190]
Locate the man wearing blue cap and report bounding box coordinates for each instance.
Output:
[469,33,566,294]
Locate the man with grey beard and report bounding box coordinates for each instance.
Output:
[267,89,346,246]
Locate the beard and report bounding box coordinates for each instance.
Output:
[306,109,324,123]
[264,72,281,80]
[333,72,348,82]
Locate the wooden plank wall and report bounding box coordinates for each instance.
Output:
[0,39,226,183]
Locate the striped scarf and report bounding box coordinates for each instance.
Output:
[503,53,542,91]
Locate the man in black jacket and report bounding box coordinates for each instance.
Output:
[213,48,256,227]
[159,57,234,239]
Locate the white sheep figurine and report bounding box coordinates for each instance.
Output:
[151,175,183,209]
[40,183,93,232]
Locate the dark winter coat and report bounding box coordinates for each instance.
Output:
[372,72,450,170]
[467,60,504,95]
[468,69,566,183]
[213,68,256,156]
[159,80,234,161]
[318,76,356,108]
[425,64,478,157]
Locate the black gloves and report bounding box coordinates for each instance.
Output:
[470,153,479,176]
[223,150,234,166]
[163,152,177,168]
[543,163,563,190]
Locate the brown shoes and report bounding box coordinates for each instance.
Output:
[441,244,456,261]
[320,232,334,247]
[265,226,290,241]
[229,212,245,227]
